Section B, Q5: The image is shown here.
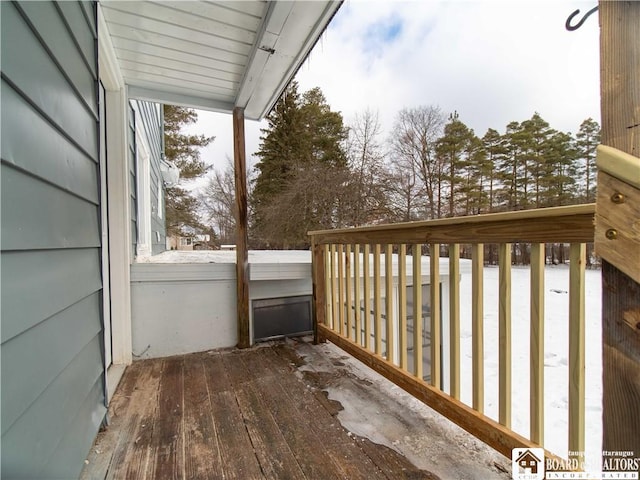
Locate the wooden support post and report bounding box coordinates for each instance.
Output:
[599,0,640,454]
[345,244,353,341]
[324,245,332,330]
[330,244,338,331]
[385,244,394,363]
[353,244,361,345]
[449,244,460,399]
[374,244,382,355]
[568,243,586,457]
[498,244,512,428]
[471,244,484,413]
[363,244,371,350]
[398,245,408,370]
[337,244,345,336]
[530,243,545,444]
[233,107,250,349]
[430,244,441,389]
[312,240,327,344]
[413,245,423,379]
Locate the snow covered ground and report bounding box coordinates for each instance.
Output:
[457,264,602,468]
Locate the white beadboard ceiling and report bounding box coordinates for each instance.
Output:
[100,1,341,120]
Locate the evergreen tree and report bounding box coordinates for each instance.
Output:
[435,112,476,216]
[164,105,214,236]
[498,121,528,210]
[520,113,555,208]
[542,131,578,207]
[252,83,348,248]
[481,128,506,212]
[575,118,601,202]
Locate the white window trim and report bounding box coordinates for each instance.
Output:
[99,4,133,401]
[135,120,153,258]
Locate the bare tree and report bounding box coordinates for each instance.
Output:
[343,109,390,226]
[199,157,254,245]
[256,159,350,248]
[390,106,445,219]
[386,154,426,222]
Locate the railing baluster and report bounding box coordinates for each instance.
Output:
[472,244,484,413]
[398,244,408,370]
[385,244,395,363]
[330,244,338,332]
[312,241,326,343]
[430,243,441,389]
[530,243,545,444]
[353,244,361,346]
[345,244,353,341]
[498,244,512,428]
[308,205,595,459]
[449,244,460,399]
[569,243,586,459]
[337,244,345,337]
[363,244,371,350]
[324,244,332,330]
[374,244,382,355]
[413,244,423,379]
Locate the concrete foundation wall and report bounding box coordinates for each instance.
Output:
[130,263,313,358]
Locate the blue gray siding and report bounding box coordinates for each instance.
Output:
[1,1,105,478]
[129,103,137,261]
[130,100,166,255]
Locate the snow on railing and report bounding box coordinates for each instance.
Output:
[309,204,595,462]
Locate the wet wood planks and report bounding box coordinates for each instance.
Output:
[82,343,434,480]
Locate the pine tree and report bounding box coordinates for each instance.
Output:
[520,113,555,208]
[164,105,214,236]
[575,118,601,202]
[481,128,506,212]
[252,83,348,248]
[435,112,476,216]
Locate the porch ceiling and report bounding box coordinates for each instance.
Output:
[100,1,341,120]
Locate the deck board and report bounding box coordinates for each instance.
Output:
[82,342,441,480]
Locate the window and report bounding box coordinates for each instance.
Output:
[180,237,192,246]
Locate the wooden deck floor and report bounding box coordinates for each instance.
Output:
[82,342,437,480]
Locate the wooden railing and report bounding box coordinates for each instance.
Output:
[309,204,595,460]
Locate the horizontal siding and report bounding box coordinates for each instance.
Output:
[129,104,137,260]
[45,377,105,479]
[132,100,166,255]
[1,80,99,203]
[1,292,102,435]
[1,1,98,157]
[56,1,97,77]
[1,336,105,478]
[0,1,105,479]
[17,1,98,118]
[1,249,101,343]
[1,164,100,251]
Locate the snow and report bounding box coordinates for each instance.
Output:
[136,249,311,264]
[458,265,602,467]
[138,248,603,466]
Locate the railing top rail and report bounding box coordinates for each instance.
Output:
[308,204,596,245]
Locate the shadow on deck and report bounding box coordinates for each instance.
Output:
[82,339,509,479]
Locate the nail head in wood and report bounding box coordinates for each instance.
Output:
[611,192,625,204]
[605,229,618,240]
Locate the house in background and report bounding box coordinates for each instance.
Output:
[0,1,341,478]
[167,234,212,250]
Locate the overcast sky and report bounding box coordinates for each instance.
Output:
[184,0,600,187]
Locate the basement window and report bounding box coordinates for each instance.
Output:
[253,295,313,342]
